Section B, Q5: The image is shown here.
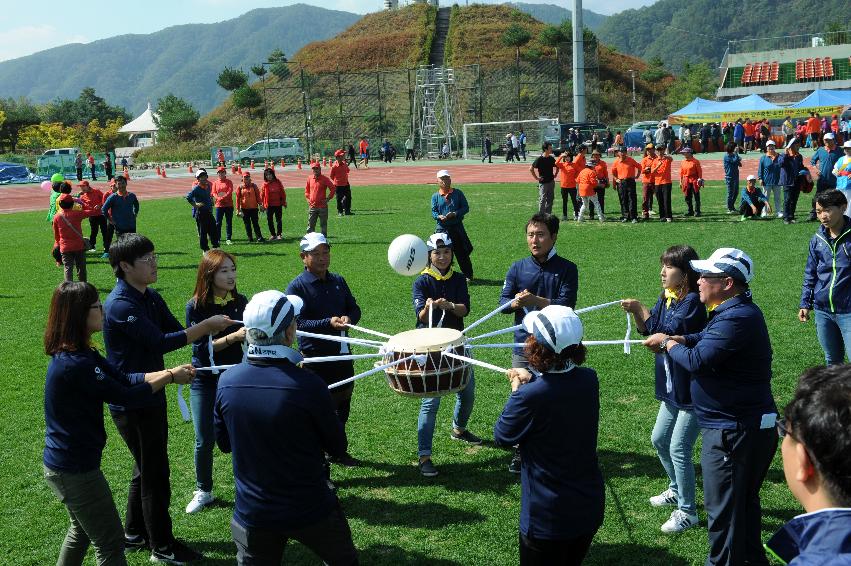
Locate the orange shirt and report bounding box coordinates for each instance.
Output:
[743,122,755,137]
[640,155,656,183]
[359,139,368,154]
[555,160,576,188]
[211,178,234,208]
[305,174,336,208]
[652,156,673,185]
[679,158,703,181]
[806,117,821,134]
[573,154,586,169]
[236,182,261,211]
[577,167,598,197]
[329,160,350,186]
[78,189,104,215]
[262,179,286,208]
[593,160,608,182]
[611,156,640,180]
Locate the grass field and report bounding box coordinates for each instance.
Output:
[0,181,824,565]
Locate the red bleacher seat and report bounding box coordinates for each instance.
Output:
[760,62,769,82]
[770,61,779,82]
[741,63,753,85]
[814,58,824,79]
[805,59,814,79]
[796,59,805,81]
[753,63,762,83]
[824,57,834,78]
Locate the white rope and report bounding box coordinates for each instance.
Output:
[295,330,384,348]
[328,354,416,390]
[344,324,392,339]
[302,353,385,363]
[442,350,509,373]
[176,384,191,422]
[428,301,433,329]
[575,300,623,314]
[466,324,523,342]
[463,302,512,333]
[194,364,236,371]
[584,339,646,346]
[624,312,632,354]
[664,353,673,393]
[467,343,526,349]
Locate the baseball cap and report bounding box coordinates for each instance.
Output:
[824,132,835,140]
[746,174,757,181]
[216,166,227,172]
[522,306,583,354]
[242,171,251,177]
[299,232,329,252]
[426,232,452,250]
[243,290,303,338]
[334,149,346,157]
[690,247,754,284]
[681,147,693,153]
[844,141,851,149]
[766,139,776,146]
[195,168,208,179]
[645,143,655,149]
[58,194,75,204]
[436,169,450,179]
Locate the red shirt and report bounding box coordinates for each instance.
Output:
[359,140,368,154]
[611,156,640,180]
[679,158,703,181]
[743,122,755,137]
[305,174,336,208]
[329,160,350,186]
[652,156,673,185]
[261,179,286,208]
[555,160,576,188]
[236,183,261,211]
[806,117,821,134]
[53,208,98,252]
[87,155,94,166]
[211,178,234,208]
[593,160,608,182]
[573,154,586,169]
[78,189,104,216]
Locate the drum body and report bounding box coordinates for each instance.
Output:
[382,328,471,397]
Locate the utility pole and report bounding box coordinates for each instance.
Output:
[628,69,637,124]
[572,0,585,121]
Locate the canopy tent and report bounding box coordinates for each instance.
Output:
[668,94,781,124]
[0,162,43,184]
[789,89,851,108]
[119,103,158,147]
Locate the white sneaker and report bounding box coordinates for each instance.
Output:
[661,509,699,533]
[185,490,214,514]
[225,239,233,245]
[649,488,678,507]
[777,212,784,218]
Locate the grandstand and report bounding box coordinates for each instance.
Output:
[717,30,851,103]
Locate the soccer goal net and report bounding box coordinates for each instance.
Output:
[461,118,560,160]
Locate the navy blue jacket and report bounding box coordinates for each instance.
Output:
[186,293,247,388]
[412,270,470,331]
[639,292,707,409]
[766,508,851,565]
[499,248,579,354]
[723,152,742,179]
[801,217,851,314]
[668,292,777,429]
[286,269,361,356]
[811,146,844,188]
[779,152,805,187]
[494,367,605,540]
[214,355,347,530]
[758,153,782,186]
[186,184,213,213]
[44,349,150,473]
[101,191,139,232]
[104,279,187,411]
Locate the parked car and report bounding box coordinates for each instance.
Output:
[237,138,305,165]
[41,147,80,158]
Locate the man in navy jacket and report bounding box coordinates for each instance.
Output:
[646,247,778,566]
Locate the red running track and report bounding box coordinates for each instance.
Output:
[0,157,768,214]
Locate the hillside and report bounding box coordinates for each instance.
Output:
[508,2,607,31]
[596,0,850,73]
[0,4,359,115]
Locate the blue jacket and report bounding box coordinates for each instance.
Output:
[779,152,805,187]
[186,293,247,388]
[765,508,851,565]
[499,248,579,354]
[741,186,769,207]
[758,153,782,186]
[639,292,707,409]
[286,269,361,356]
[101,191,139,232]
[44,349,149,473]
[811,146,844,188]
[186,183,214,214]
[733,123,744,140]
[801,217,851,314]
[412,269,470,331]
[668,292,776,429]
[104,279,187,411]
[494,367,605,540]
[214,355,347,530]
[431,188,469,230]
[723,153,742,179]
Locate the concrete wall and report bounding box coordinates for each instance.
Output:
[728,44,850,66]
[717,78,851,100]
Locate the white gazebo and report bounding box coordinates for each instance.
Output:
[119,103,159,147]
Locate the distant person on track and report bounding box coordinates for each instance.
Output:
[75,151,84,182]
[406,136,416,161]
[103,153,113,181]
[358,137,369,169]
[261,167,285,240]
[531,142,557,215]
[235,171,265,243]
[330,150,353,217]
[305,162,336,237]
[723,143,742,214]
[482,134,492,163]
[186,168,220,252]
[87,152,97,181]
[211,167,235,245]
[347,144,358,168]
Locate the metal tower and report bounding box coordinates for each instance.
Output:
[414,65,455,159]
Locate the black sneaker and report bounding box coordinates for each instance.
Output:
[450,429,482,445]
[419,459,439,477]
[150,540,203,564]
[124,534,147,552]
[330,452,360,467]
[508,453,522,474]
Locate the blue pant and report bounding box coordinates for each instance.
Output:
[814,309,851,365]
[417,374,475,457]
[215,206,233,241]
[190,383,216,492]
[650,402,699,514]
[724,177,739,211]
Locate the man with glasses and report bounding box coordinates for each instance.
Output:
[103,234,232,563]
[644,247,778,566]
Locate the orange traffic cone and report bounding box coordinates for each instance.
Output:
[297,159,302,170]
[188,163,193,174]
[155,165,161,176]
[250,160,255,169]
[280,159,285,168]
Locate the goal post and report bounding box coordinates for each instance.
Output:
[461,118,560,160]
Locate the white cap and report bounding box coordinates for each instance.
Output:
[522,306,584,354]
[824,132,835,140]
[786,138,800,149]
[436,169,450,179]
[243,290,303,337]
[299,232,329,252]
[766,139,776,146]
[746,174,757,181]
[844,141,851,149]
[690,247,754,284]
[195,168,208,179]
[426,232,452,250]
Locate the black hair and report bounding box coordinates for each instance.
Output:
[542,142,552,152]
[526,213,559,237]
[660,245,700,295]
[816,189,848,209]
[108,233,155,279]
[58,197,74,210]
[59,182,73,194]
[726,142,737,154]
[785,365,851,506]
[263,167,277,180]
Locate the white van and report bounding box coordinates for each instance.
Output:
[238,138,305,164]
[41,147,81,157]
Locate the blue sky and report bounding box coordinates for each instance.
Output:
[0,0,657,62]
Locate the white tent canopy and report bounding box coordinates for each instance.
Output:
[119,103,158,147]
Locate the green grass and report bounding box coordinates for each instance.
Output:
[0,181,821,564]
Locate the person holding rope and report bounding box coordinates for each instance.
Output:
[412,233,481,477]
[287,232,362,467]
[621,245,706,534]
[494,305,604,565]
[498,213,578,474]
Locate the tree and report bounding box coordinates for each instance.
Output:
[41,87,128,127]
[540,25,567,61]
[217,67,248,91]
[0,97,40,152]
[640,56,671,82]
[232,85,262,113]
[501,23,532,62]
[664,62,718,111]
[154,94,199,142]
[250,65,267,78]
[268,49,291,81]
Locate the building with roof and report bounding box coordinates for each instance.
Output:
[118,103,158,147]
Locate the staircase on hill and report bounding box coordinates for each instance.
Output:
[429,7,451,67]
[415,7,455,159]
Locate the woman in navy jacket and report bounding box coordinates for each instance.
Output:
[494,305,604,566]
[43,281,193,565]
[622,245,707,534]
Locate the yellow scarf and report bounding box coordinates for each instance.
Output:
[707,293,740,313]
[420,266,454,281]
[214,291,234,306]
[664,288,679,308]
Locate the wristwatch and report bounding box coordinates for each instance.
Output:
[659,337,671,352]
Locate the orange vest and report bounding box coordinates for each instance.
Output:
[577,168,598,197]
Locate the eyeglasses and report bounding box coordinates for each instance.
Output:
[137,254,158,265]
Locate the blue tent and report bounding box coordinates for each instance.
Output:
[0,162,43,185]
[790,89,851,108]
[670,94,781,117]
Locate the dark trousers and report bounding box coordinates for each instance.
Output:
[618,179,638,220]
[195,209,219,251]
[230,502,358,566]
[562,187,579,218]
[655,183,673,220]
[61,250,87,282]
[701,138,710,153]
[406,149,416,161]
[810,178,833,218]
[642,182,655,216]
[310,360,356,426]
[90,166,97,181]
[784,186,801,220]
[241,209,264,241]
[740,200,765,218]
[88,215,108,249]
[103,223,115,252]
[215,206,234,240]
[481,149,491,163]
[519,531,595,566]
[76,167,83,182]
[110,404,174,549]
[701,427,777,566]
[105,166,113,181]
[335,185,352,215]
[589,187,605,216]
[685,187,702,215]
[266,205,282,237]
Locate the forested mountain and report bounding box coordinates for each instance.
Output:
[507,3,607,31]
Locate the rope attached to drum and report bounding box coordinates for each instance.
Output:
[328,354,417,390]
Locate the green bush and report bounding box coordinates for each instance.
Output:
[133,141,209,163]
